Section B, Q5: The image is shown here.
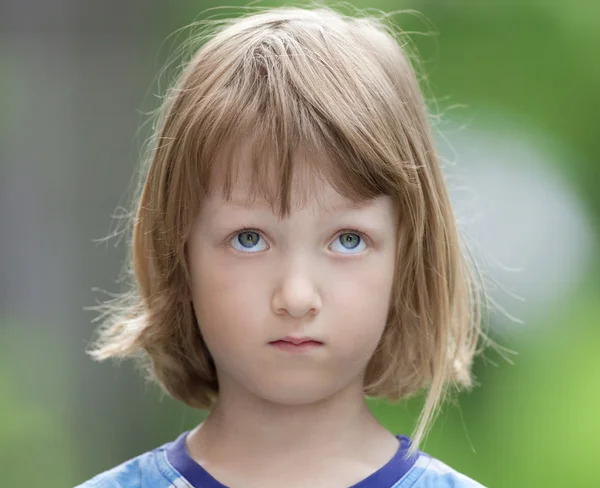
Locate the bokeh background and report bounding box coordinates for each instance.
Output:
[2,0,599,486]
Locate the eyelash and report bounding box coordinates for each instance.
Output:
[228,227,372,255]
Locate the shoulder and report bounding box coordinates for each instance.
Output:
[73,445,179,488]
[74,451,152,488]
[401,454,486,488]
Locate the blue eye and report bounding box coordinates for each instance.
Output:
[230,230,268,253]
[330,232,367,254]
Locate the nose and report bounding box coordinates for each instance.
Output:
[271,260,322,319]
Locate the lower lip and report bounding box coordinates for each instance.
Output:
[269,341,323,352]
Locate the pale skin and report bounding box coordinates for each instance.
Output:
[185,158,401,488]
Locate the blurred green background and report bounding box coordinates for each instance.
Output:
[1,0,598,486]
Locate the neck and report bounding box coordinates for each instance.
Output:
[186,373,390,466]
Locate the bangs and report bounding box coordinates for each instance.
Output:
[171,15,416,218]
[204,127,396,218]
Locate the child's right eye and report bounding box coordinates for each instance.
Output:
[230,230,269,253]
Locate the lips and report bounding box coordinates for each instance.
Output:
[270,336,322,345]
[270,340,322,346]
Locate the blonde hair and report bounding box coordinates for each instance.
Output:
[88,5,491,457]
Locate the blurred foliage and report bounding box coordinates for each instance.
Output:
[0,319,74,486]
[404,0,600,234]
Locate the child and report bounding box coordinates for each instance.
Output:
[77,5,489,487]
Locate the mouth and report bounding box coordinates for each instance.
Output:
[270,336,323,346]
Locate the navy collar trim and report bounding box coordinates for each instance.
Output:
[165,430,420,488]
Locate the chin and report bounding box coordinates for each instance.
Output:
[249,374,350,406]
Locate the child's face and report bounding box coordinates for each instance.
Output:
[187,160,398,405]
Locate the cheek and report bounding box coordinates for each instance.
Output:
[189,250,267,354]
[327,255,395,347]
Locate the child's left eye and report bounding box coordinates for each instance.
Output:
[329,232,368,254]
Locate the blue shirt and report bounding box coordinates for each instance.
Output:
[75,431,485,487]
